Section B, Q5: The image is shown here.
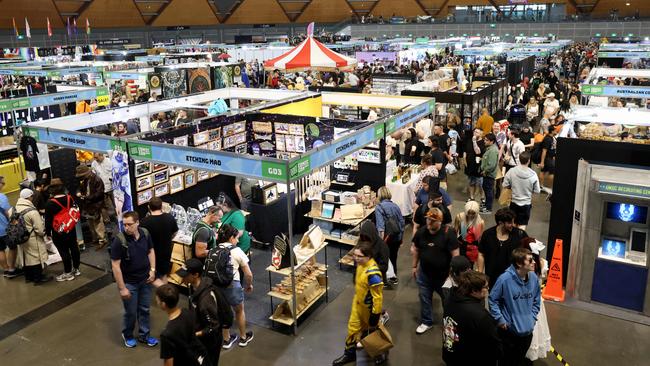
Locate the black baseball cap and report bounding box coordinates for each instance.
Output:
[175,258,203,278]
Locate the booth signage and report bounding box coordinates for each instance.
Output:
[582,84,650,98]
[105,72,144,80]
[386,100,435,133]
[33,128,116,152]
[129,141,276,181]
[598,52,650,58]
[262,161,287,180]
[598,182,650,199]
[22,127,39,140]
[0,98,31,112]
[97,39,131,45]
[289,156,311,181]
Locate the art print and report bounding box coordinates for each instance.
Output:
[285,135,295,152]
[206,140,222,151]
[153,163,167,172]
[197,170,210,181]
[295,136,306,153]
[208,127,221,140]
[235,143,247,154]
[275,135,285,151]
[173,136,189,146]
[288,124,304,136]
[193,131,210,145]
[137,189,153,206]
[274,123,289,134]
[169,174,184,193]
[154,183,169,197]
[184,170,197,187]
[136,175,153,191]
[252,121,273,134]
[135,161,152,177]
[169,165,184,175]
[153,169,169,185]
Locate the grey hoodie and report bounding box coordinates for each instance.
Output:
[503,165,540,206]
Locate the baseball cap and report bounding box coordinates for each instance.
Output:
[175,258,204,278]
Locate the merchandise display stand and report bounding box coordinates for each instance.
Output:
[267,241,329,326]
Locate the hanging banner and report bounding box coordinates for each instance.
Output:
[385,99,435,133]
[598,51,650,59]
[0,87,109,112]
[110,145,133,231]
[582,84,650,98]
[127,141,281,182]
[25,127,121,153]
[104,71,146,80]
[597,181,650,199]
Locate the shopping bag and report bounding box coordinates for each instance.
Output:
[445,163,457,175]
[499,187,512,206]
[360,324,394,358]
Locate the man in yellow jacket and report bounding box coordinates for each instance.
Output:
[333,241,384,365]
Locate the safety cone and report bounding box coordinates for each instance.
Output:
[543,239,565,302]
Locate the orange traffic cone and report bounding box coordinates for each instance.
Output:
[543,239,565,302]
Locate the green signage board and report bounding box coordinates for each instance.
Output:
[581,85,604,95]
[289,156,311,181]
[128,142,153,159]
[598,182,650,199]
[261,160,287,181]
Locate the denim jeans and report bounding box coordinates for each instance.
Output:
[482,176,496,210]
[122,280,152,340]
[416,268,445,326]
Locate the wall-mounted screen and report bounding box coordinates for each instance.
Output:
[601,238,627,259]
[606,202,648,224]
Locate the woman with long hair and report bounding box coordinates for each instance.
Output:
[403,127,424,165]
[44,179,81,282]
[453,200,484,265]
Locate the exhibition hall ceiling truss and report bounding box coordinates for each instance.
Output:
[0,1,622,28]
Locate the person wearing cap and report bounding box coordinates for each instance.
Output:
[110,211,158,349]
[177,258,233,366]
[543,93,560,118]
[15,189,52,284]
[75,164,107,250]
[442,270,501,366]
[44,178,81,282]
[411,207,460,335]
[442,255,472,304]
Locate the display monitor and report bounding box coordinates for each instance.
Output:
[630,229,648,253]
[601,238,627,259]
[605,202,648,224]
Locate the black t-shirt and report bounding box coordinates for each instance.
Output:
[140,213,179,275]
[191,222,216,262]
[437,134,449,155]
[110,228,154,284]
[541,135,556,159]
[160,309,207,366]
[431,148,447,180]
[520,131,534,146]
[464,139,485,177]
[478,226,528,287]
[413,225,459,281]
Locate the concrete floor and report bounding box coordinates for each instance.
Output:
[0,174,648,366]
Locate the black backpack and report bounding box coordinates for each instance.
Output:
[4,207,36,246]
[203,244,236,288]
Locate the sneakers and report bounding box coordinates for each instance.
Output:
[222,334,238,349]
[72,268,81,276]
[34,276,54,286]
[380,311,390,325]
[387,277,399,286]
[479,208,492,215]
[55,272,75,282]
[415,323,433,335]
[138,336,159,347]
[4,268,24,279]
[238,331,254,347]
[332,353,356,366]
[122,334,137,348]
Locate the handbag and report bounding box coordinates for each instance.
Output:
[499,187,512,206]
[445,163,457,175]
[360,324,394,358]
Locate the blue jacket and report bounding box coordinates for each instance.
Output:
[375,199,405,241]
[488,265,540,336]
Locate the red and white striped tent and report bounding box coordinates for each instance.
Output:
[263,26,357,72]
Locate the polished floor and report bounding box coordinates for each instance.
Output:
[1,174,648,366]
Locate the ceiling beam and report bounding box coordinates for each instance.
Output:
[413,0,430,16]
[565,0,583,14]
[434,0,449,17]
[205,0,220,22]
[131,0,150,24]
[146,0,173,25]
[292,0,313,22]
[50,0,68,27]
[587,0,601,15]
[76,0,95,17]
[487,0,502,14]
[274,0,295,22]
[220,0,244,24]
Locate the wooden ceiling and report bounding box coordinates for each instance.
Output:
[0,0,645,28]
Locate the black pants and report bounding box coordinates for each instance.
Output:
[24,264,44,282]
[200,333,223,366]
[386,235,401,277]
[52,231,80,273]
[498,328,533,366]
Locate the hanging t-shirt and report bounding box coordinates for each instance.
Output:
[20,136,40,172]
[36,143,51,170]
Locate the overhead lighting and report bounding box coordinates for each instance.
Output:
[626,2,631,6]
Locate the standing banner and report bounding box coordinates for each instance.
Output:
[110,144,133,230]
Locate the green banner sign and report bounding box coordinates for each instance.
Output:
[374,123,385,140]
[128,142,153,159]
[110,140,127,152]
[23,127,39,141]
[261,160,287,181]
[598,182,650,199]
[581,85,604,95]
[289,156,311,181]
[0,98,31,112]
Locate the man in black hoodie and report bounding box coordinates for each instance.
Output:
[442,271,501,366]
[178,259,234,366]
[359,220,390,281]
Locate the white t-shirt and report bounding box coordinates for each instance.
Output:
[544,98,560,116]
[218,242,249,282]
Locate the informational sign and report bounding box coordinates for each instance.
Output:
[598,52,650,59]
[385,99,435,133]
[104,71,145,80]
[97,39,131,46]
[128,141,281,182]
[0,87,109,112]
[598,182,650,199]
[25,126,122,153]
[582,84,650,98]
[457,49,502,56]
[0,66,101,77]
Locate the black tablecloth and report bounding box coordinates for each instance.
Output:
[248,191,299,244]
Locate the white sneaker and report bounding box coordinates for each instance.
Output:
[415,323,433,335]
[73,268,81,276]
[380,311,390,325]
[56,273,75,282]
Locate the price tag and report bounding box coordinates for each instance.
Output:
[97,95,110,107]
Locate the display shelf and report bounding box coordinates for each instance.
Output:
[265,255,328,275]
[323,234,357,246]
[268,287,327,326]
[305,207,374,226]
[330,179,355,187]
[338,248,355,266]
